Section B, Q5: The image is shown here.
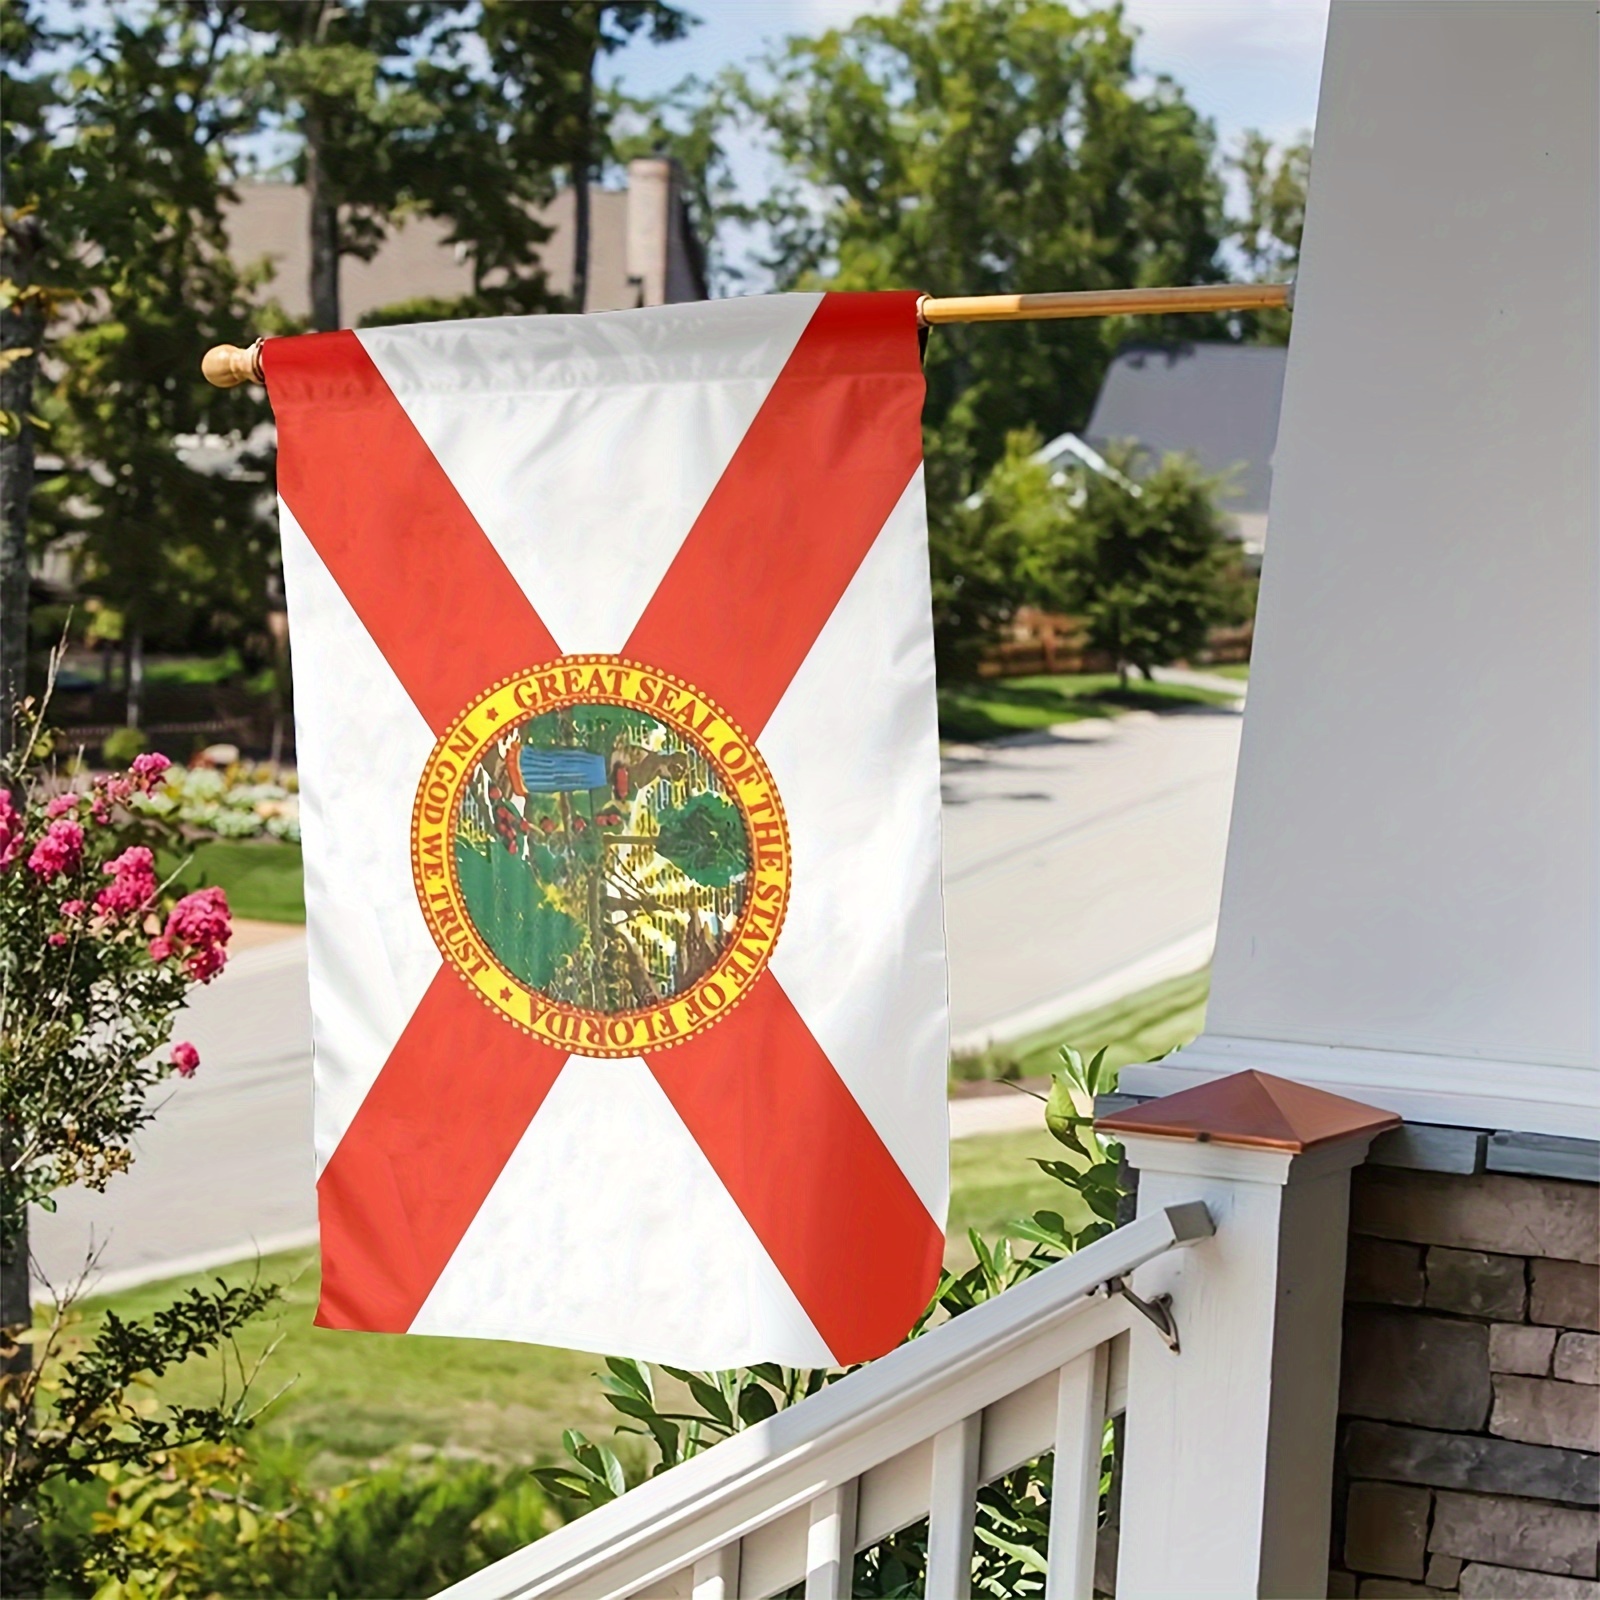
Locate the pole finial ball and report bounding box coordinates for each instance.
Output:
[201,341,264,388]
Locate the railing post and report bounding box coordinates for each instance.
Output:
[1044,1343,1110,1600]
[804,1480,858,1600]
[691,1543,740,1600]
[924,1414,982,1600]
[1101,1071,1397,1599]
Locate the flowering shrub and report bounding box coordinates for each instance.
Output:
[1,700,263,1593]
[1,744,233,1234]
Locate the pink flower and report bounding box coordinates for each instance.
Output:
[170,1040,200,1078]
[0,791,21,871]
[48,931,68,947]
[183,945,227,984]
[95,845,158,915]
[167,885,229,943]
[46,793,79,818]
[59,899,87,918]
[163,886,231,983]
[93,773,133,815]
[28,819,85,882]
[148,936,172,962]
[130,752,172,790]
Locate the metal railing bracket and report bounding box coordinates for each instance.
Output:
[1101,1275,1181,1354]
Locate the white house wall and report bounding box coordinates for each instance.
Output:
[1124,0,1600,1137]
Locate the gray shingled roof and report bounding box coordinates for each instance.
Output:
[1085,342,1287,513]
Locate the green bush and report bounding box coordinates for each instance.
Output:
[233,1459,558,1599]
[931,429,1246,684]
[2,701,275,1594]
[1069,446,1238,687]
[43,1445,562,1599]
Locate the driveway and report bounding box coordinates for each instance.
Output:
[33,704,1242,1296]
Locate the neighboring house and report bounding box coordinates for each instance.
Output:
[1085,341,1288,562]
[225,155,708,326]
[1032,429,1137,492]
[959,430,1130,513]
[29,163,706,709]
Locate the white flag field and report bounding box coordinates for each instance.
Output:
[268,291,949,1367]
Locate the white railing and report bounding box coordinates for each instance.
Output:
[439,1202,1213,1600]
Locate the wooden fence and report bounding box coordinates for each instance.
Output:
[977,609,1252,679]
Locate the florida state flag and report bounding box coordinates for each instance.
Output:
[268,293,948,1366]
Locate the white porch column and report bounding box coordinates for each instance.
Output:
[1122,0,1600,1137]
[1104,1071,1397,1599]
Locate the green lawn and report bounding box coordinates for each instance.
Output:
[85,1249,627,1482]
[952,965,1211,1083]
[937,672,1236,743]
[1206,662,1251,681]
[143,650,246,686]
[948,1125,1091,1260]
[75,1124,1075,1482]
[163,839,306,923]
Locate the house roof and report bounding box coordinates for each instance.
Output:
[1085,342,1288,513]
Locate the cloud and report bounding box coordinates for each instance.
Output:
[1127,0,1328,145]
[1126,0,1330,58]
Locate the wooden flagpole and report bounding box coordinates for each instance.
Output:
[199,283,1292,387]
[916,281,1291,325]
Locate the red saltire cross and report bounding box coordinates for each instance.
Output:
[265,292,944,1364]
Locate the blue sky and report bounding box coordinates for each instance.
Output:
[606,0,1329,150]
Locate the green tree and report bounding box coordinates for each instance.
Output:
[229,2,466,333]
[236,3,693,330]
[2,2,279,731]
[719,0,1227,466]
[29,3,278,726]
[654,794,748,888]
[929,428,1082,678]
[513,3,694,312]
[2,0,78,762]
[1228,128,1311,343]
[934,433,1240,683]
[1070,448,1235,686]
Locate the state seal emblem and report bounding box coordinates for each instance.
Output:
[411,655,791,1057]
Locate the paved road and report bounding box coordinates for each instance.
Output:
[31,935,319,1300]
[34,705,1242,1296]
[943,706,1241,1044]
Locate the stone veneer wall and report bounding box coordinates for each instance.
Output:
[1328,1163,1600,1597]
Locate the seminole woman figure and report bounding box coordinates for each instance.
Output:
[499,730,689,801]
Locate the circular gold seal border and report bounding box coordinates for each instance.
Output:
[410,655,792,1058]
